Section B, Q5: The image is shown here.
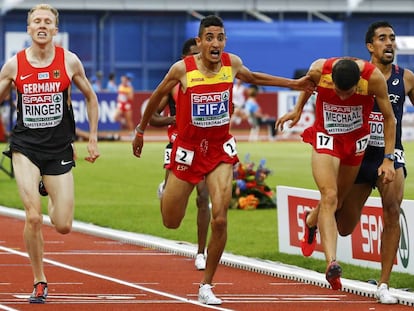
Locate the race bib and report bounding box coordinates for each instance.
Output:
[22,93,64,128]
[316,132,333,150]
[355,134,370,153]
[368,112,385,147]
[323,103,363,134]
[164,146,172,165]
[395,149,405,164]
[191,91,230,127]
[223,136,237,157]
[175,146,195,166]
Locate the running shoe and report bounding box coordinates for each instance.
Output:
[300,211,317,257]
[39,180,48,196]
[325,261,342,290]
[198,284,222,305]
[29,282,48,304]
[376,283,398,304]
[195,253,206,270]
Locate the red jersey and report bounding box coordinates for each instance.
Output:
[12,46,74,155]
[175,53,234,143]
[169,53,239,184]
[302,58,376,165]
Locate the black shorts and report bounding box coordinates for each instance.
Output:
[355,147,406,188]
[10,144,75,176]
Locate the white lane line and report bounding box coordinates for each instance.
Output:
[0,245,234,311]
[0,306,19,311]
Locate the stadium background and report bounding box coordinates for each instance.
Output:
[1,0,414,136]
[1,0,413,91]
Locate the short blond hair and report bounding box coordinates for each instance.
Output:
[27,3,59,26]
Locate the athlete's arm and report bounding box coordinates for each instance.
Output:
[404,68,414,105]
[132,60,185,158]
[370,68,396,183]
[66,50,100,163]
[0,56,16,102]
[149,94,176,127]
[231,53,315,92]
[276,60,322,131]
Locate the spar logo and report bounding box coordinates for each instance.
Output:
[352,205,409,267]
[399,208,410,268]
[351,206,385,262]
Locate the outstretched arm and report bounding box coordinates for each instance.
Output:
[231,53,316,93]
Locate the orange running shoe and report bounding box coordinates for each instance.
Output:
[326,261,342,290]
[300,211,317,257]
[29,282,48,303]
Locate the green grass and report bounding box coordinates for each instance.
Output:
[1,140,413,289]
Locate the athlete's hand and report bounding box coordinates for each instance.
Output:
[294,75,316,93]
[132,133,144,158]
[85,139,100,163]
[378,159,395,184]
[276,110,301,132]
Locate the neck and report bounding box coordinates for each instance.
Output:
[198,55,221,75]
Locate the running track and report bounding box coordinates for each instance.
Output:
[0,206,413,311]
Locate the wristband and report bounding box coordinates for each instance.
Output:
[135,125,145,135]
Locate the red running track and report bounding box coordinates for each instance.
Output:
[0,212,412,311]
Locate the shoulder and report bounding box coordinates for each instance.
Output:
[228,53,242,66]
[0,54,17,80]
[63,49,81,65]
[169,59,186,77]
[402,67,414,93]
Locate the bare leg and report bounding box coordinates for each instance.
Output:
[202,163,233,285]
[377,168,404,285]
[196,181,210,254]
[12,152,46,284]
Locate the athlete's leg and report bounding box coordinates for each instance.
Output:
[161,172,194,228]
[311,151,340,264]
[12,152,46,284]
[196,180,210,255]
[377,167,404,286]
[43,171,74,234]
[336,183,372,236]
[203,163,233,285]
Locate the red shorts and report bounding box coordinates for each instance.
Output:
[117,102,132,112]
[301,126,370,166]
[170,135,239,184]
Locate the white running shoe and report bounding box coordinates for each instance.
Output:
[198,284,222,305]
[195,253,206,270]
[157,181,165,200]
[376,283,398,304]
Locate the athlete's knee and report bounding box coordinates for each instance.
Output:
[54,220,72,234]
[337,223,353,237]
[162,218,182,229]
[211,215,227,232]
[320,189,338,209]
[196,195,210,211]
[25,211,43,230]
[383,203,401,226]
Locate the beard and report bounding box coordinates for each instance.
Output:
[380,56,394,65]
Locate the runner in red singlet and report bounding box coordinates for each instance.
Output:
[132,15,314,305]
[0,4,99,304]
[276,57,396,291]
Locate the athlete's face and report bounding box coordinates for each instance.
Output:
[27,9,58,44]
[197,26,226,64]
[367,26,396,65]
